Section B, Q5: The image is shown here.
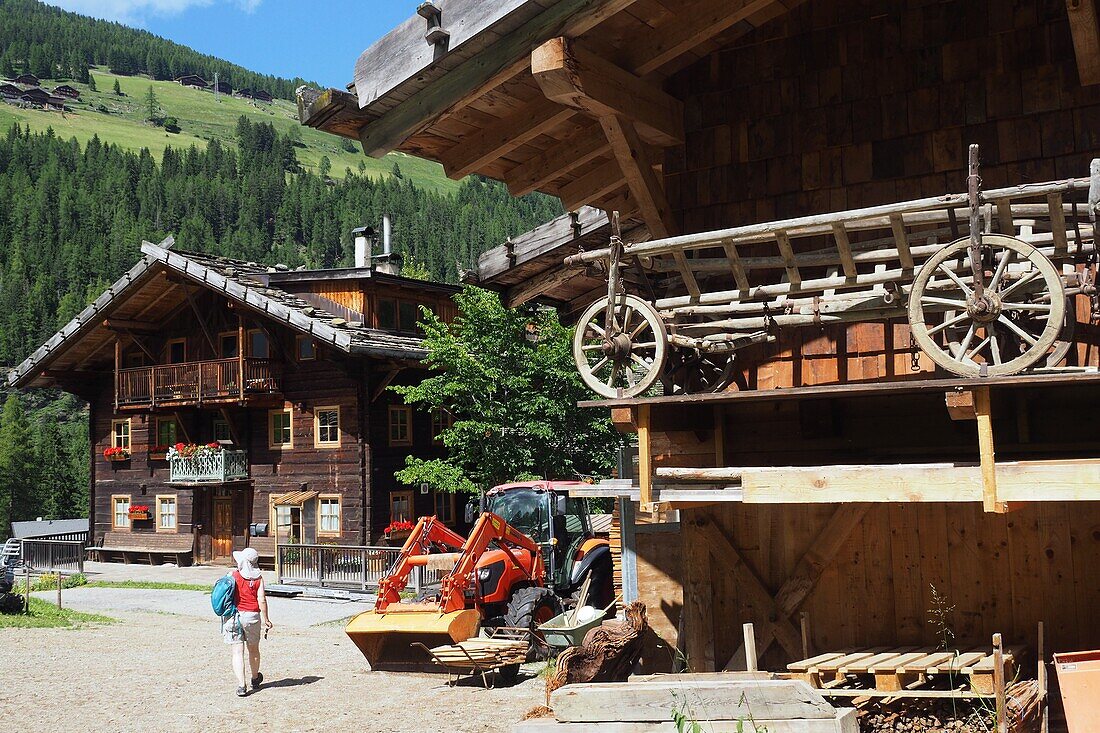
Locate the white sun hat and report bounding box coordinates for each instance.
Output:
[232,547,262,580]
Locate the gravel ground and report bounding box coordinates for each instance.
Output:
[1,607,544,732]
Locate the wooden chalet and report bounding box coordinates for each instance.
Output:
[8,237,468,565]
[302,0,1100,714]
[237,88,272,103]
[0,83,21,99]
[214,80,232,95]
[11,73,39,86]
[52,84,80,100]
[175,74,208,89]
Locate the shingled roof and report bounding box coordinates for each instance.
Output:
[7,239,433,388]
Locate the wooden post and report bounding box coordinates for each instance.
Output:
[993,632,1007,733]
[114,339,121,411]
[24,567,31,615]
[1038,621,1048,733]
[237,316,246,402]
[974,387,1005,513]
[56,570,62,609]
[637,404,653,509]
[800,611,812,660]
[743,623,758,672]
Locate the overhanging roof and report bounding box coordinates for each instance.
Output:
[7,239,432,389]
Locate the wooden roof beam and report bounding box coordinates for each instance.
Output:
[601,115,676,238]
[505,266,578,307]
[1068,0,1100,86]
[532,36,684,147]
[559,158,630,211]
[505,124,611,197]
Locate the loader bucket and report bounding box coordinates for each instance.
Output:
[345,606,480,672]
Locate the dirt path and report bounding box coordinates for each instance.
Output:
[1,610,543,732]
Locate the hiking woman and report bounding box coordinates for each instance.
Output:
[224,547,273,696]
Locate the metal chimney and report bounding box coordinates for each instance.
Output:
[382,214,392,256]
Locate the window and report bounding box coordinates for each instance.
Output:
[112,495,131,529]
[314,406,341,447]
[269,409,293,448]
[111,419,131,451]
[388,406,412,446]
[219,332,239,359]
[319,497,341,536]
[155,418,177,447]
[272,499,302,544]
[377,298,397,330]
[390,490,413,523]
[296,336,316,361]
[213,419,231,443]
[156,495,177,532]
[431,408,452,446]
[166,338,186,364]
[433,491,455,524]
[399,301,418,332]
[248,329,270,359]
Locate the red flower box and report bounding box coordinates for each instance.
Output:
[103,447,130,462]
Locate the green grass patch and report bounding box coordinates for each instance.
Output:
[84,580,212,592]
[0,69,461,194]
[0,596,114,629]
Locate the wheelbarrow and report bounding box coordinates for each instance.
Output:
[537,607,607,651]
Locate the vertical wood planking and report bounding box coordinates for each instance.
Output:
[1038,503,1079,650]
[682,509,716,672]
[1006,505,1042,644]
[889,503,924,644]
[1069,502,1100,651]
[862,504,896,645]
[916,503,953,644]
[946,503,984,644]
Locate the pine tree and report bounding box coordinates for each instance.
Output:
[0,395,38,529]
[0,54,14,79]
[113,78,121,96]
[144,84,160,123]
[34,419,68,519]
[87,73,97,92]
[29,45,50,79]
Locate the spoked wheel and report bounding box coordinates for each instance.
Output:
[661,349,736,395]
[908,235,1067,377]
[573,294,668,398]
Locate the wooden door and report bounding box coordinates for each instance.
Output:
[213,498,233,559]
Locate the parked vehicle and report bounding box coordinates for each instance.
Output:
[345,481,614,671]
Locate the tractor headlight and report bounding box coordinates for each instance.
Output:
[476,567,491,582]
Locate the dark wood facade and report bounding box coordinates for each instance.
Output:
[13,247,467,564]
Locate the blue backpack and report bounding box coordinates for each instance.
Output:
[211,574,238,618]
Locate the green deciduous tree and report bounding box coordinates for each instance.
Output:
[394,287,620,496]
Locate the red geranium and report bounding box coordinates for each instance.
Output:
[130,504,150,513]
[384,520,415,535]
[103,447,129,459]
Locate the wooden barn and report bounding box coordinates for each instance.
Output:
[175,74,208,89]
[52,84,81,99]
[302,0,1100,717]
[8,237,468,565]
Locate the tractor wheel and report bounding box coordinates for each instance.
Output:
[504,586,562,661]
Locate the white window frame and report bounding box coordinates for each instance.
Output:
[112,495,131,529]
[318,495,341,537]
[268,408,293,449]
[156,495,177,532]
[111,419,131,451]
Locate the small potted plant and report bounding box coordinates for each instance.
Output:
[148,445,169,461]
[383,519,415,545]
[128,504,151,521]
[103,446,130,463]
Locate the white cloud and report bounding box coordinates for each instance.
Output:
[49,0,262,25]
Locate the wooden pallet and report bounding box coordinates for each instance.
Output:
[788,645,1025,694]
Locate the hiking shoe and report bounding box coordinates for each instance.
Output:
[250,673,263,690]
[236,686,248,697]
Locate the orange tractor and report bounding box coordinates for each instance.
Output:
[346,481,614,671]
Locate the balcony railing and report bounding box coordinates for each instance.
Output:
[117,357,279,407]
[169,449,249,484]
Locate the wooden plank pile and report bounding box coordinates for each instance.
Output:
[787,644,1024,696]
[514,676,859,732]
[426,638,528,672]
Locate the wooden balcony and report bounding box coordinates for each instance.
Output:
[168,449,250,485]
[116,357,279,408]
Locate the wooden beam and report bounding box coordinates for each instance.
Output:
[721,240,751,293]
[889,214,914,270]
[103,318,160,333]
[1067,0,1100,86]
[505,124,610,196]
[440,97,575,180]
[218,407,243,447]
[372,368,402,402]
[831,223,858,279]
[682,512,716,672]
[774,230,801,290]
[532,37,684,146]
[505,266,578,307]
[601,115,675,238]
[739,459,1100,503]
[637,403,653,508]
[559,158,630,211]
[356,0,642,157]
[183,285,218,354]
[974,386,1007,513]
[945,389,976,420]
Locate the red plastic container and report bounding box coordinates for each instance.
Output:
[1054,650,1100,732]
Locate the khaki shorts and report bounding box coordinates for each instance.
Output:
[222,611,261,645]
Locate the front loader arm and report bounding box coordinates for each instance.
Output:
[375,516,467,610]
[438,512,545,614]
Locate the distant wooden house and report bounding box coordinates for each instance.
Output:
[175,74,208,89]
[12,73,39,86]
[235,87,253,98]
[0,83,21,99]
[52,84,80,99]
[214,80,232,95]
[252,90,273,103]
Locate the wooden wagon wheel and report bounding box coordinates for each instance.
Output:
[573,294,667,398]
[661,349,737,395]
[908,234,1066,377]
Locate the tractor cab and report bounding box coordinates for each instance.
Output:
[483,482,604,599]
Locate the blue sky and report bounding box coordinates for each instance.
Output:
[48,0,409,87]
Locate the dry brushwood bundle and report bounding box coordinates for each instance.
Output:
[544,601,648,705]
[1006,679,1042,733]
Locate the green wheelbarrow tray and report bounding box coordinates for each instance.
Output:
[537,609,606,649]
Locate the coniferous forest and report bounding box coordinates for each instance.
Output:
[0,119,561,532]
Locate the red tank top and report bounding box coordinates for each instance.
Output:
[233,571,261,612]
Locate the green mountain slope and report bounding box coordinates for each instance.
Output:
[0,70,460,194]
